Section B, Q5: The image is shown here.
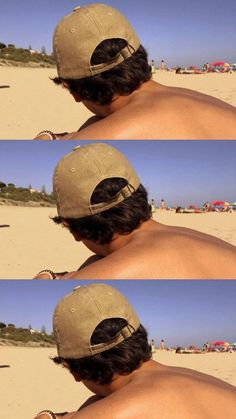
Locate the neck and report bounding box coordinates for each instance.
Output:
[82,80,158,117]
[82,359,157,397]
[82,371,133,397]
[108,219,157,253]
[82,219,159,257]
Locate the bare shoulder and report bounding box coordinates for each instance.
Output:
[69,373,236,419]
[65,389,147,419]
[77,254,103,270]
[63,227,236,279]
[66,111,135,140]
[59,83,236,140]
[77,115,103,131]
[146,368,236,418]
[63,250,137,279]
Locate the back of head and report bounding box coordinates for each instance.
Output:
[53,143,140,219]
[53,3,140,79]
[53,283,151,384]
[53,283,140,358]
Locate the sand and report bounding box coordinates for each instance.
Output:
[154,210,236,246]
[0,206,235,279]
[0,346,235,419]
[0,206,92,280]
[0,67,236,139]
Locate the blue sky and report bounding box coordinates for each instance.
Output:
[0,0,235,67]
[0,140,235,207]
[0,281,235,347]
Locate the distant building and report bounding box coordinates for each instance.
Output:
[29,49,39,55]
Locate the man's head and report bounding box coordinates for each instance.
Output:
[52,3,151,105]
[53,143,151,245]
[53,143,140,218]
[52,283,151,385]
[53,3,140,79]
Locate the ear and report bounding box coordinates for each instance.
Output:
[62,221,82,241]
[62,361,70,369]
[71,91,82,102]
[62,362,82,382]
[71,370,82,382]
[62,82,82,102]
[62,81,70,90]
[71,230,82,242]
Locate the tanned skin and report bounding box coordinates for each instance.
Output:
[34,359,236,419]
[34,219,236,280]
[35,80,236,140]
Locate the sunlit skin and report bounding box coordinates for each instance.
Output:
[34,219,236,280]
[35,79,236,140]
[34,359,236,419]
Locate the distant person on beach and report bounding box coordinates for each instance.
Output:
[150,198,156,215]
[33,283,236,419]
[160,339,165,350]
[203,62,210,72]
[151,339,156,354]
[160,60,165,70]
[34,143,236,280]
[35,3,236,140]
[151,59,156,75]
[160,199,165,210]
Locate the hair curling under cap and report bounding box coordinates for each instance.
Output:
[53,3,140,79]
[53,283,140,358]
[53,143,140,219]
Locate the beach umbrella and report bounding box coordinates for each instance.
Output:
[211,201,225,206]
[210,61,227,67]
[210,341,227,346]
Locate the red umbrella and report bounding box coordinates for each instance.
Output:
[210,61,227,67]
[210,341,226,346]
[211,201,225,206]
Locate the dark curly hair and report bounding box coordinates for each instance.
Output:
[52,38,151,105]
[52,318,151,385]
[52,178,152,244]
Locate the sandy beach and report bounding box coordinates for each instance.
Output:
[0,206,235,279]
[0,346,235,419]
[0,67,236,139]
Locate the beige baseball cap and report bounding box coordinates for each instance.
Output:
[53,143,140,218]
[53,283,140,358]
[53,3,140,79]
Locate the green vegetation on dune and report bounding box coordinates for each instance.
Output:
[0,182,55,206]
[0,323,55,346]
[0,43,56,67]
